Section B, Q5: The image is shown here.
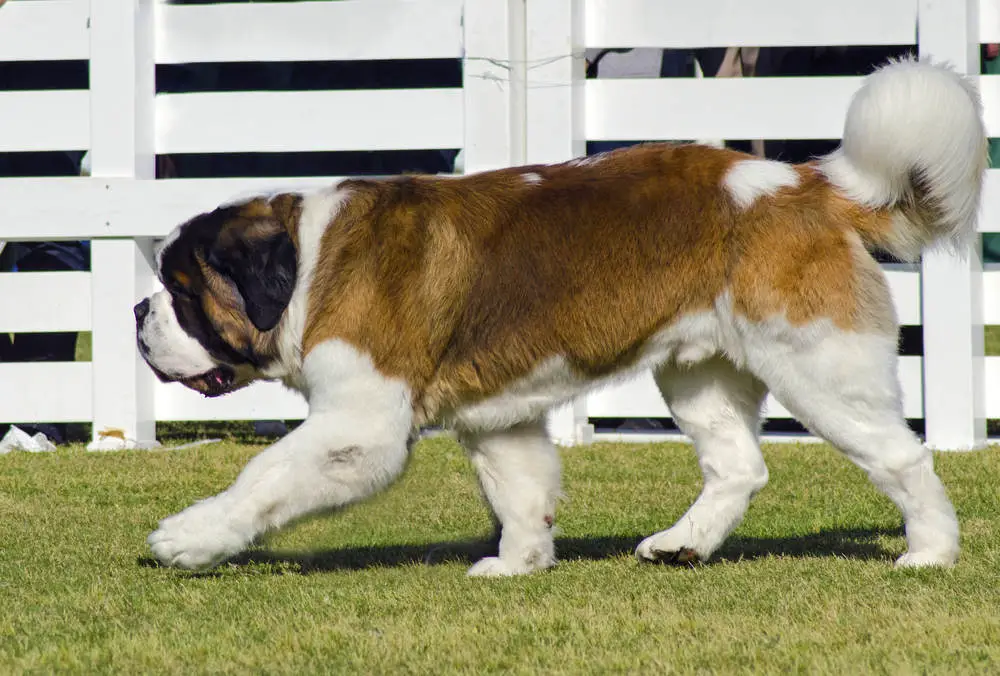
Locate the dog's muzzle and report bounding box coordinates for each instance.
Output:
[134,296,237,397]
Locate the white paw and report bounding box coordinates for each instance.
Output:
[895,550,958,569]
[467,557,520,577]
[466,556,553,577]
[147,496,250,570]
[636,529,704,565]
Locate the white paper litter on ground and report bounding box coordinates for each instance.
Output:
[0,426,57,454]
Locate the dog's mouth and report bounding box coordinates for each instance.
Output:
[180,365,237,398]
[137,340,240,397]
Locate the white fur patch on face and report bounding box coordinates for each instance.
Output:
[722,159,799,209]
[138,290,217,379]
[522,172,544,185]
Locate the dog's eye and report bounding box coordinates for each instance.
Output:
[168,283,193,300]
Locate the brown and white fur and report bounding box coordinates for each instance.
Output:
[136,58,987,575]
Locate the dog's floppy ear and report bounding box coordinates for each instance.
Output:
[207,229,297,332]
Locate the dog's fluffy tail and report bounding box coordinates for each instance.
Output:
[820,57,988,262]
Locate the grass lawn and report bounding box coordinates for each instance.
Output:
[2,438,999,674]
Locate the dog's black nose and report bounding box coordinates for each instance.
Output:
[134,298,150,324]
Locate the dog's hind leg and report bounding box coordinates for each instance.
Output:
[461,419,562,577]
[636,357,769,564]
[744,323,959,567]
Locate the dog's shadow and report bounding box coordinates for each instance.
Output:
[139,526,902,575]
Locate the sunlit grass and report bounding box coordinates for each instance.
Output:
[1,437,999,673]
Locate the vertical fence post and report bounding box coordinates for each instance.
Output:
[524,0,585,165]
[523,0,591,445]
[88,0,158,443]
[462,0,526,173]
[918,0,986,450]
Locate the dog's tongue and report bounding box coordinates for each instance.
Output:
[181,366,233,396]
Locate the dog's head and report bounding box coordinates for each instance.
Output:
[135,194,301,397]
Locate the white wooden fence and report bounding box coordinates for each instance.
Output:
[0,0,996,450]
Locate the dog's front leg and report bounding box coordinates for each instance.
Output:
[148,342,414,570]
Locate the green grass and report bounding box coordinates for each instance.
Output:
[74,331,91,363]
[986,326,1000,356]
[2,439,999,674]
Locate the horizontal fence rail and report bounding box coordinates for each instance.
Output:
[155,0,464,63]
[0,363,93,423]
[0,91,90,152]
[0,177,343,240]
[0,0,90,62]
[0,272,92,332]
[585,0,919,48]
[586,77,865,141]
[156,89,464,154]
[0,0,996,449]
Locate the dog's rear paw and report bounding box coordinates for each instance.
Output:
[636,531,704,566]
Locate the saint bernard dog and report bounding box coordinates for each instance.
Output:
[136,58,986,575]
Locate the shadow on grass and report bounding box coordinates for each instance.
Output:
[138,526,902,574]
[716,526,902,564]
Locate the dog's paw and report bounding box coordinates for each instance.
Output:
[147,497,250,570]
[895,550,958,569]
[636,530,704,565]
[467,556,519,577]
